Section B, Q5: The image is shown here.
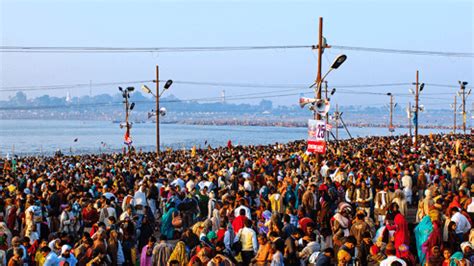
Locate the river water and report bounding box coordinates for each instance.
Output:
[0,119,448,156]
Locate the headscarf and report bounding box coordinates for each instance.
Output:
[168,241,188,266]
[449,251,464,266]
[460,241,473,254]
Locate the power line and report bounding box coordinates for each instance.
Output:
[0,80,415,92]
[1,44,472,58]
[330,45,474,58]
[0,80,154,92]
[0,45,311,53]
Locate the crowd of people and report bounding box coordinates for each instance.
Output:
[0,133,473,266]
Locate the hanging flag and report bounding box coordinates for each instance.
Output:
[227,140,232,149]
[326,124,333,131]
[191,145,196,157]
[124,131,132,146]
[412,112,418,128]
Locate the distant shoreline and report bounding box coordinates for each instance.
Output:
[0,118,461,131]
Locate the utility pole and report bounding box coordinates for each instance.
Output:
[335,104,339,140]
[324,81,329,141]
[414,71,419,147]
[408,101,412,136]
[143,66,173,154]
[387,93,395,134]
[458,81,470,134]
[314,17,324,172]
[452,95,457,134]
[124,92,130,152]
[412,71,424,148]
[156,65,160,153]
[389,94,393,131]
[119,86,135,152]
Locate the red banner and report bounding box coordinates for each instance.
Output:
[307,140,326,153]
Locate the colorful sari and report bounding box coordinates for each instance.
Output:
[414,215,433,265]
[161,206,177,240]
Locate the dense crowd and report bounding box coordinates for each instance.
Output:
[0,133,473,266]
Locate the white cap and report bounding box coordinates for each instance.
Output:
[61,245,72,254]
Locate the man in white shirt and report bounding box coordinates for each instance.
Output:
[234,199,252,220]
[451,207,471,241]
[380,243,407,266]
[319,161,329,178]
[401,171,413,205]
[234,220,258,266]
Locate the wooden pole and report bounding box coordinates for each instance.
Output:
[389,94,393,134]
[408,101,412,136]
[324,81,329,141]
[156,65,160,154]
[414,70,419,148]
[336,104,339,140]
[454,95,457,134]
[315,17,323,173]
[461,82,467,134]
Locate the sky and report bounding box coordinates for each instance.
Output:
[0,0,473,108]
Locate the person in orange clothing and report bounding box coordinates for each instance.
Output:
[251,234,272,266]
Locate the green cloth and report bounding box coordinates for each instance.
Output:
[161,206,177,239]
[414,215,433,265]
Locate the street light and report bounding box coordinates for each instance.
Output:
[119,86,135,149]
[142,74,173,154]
[309,54,347,89]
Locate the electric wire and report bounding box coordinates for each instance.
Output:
[1,45,472,58]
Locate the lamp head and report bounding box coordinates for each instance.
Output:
[126,87,135,92]
[330,88,336,95]
[164,80,173,90]
[420,83,425,92]
[130,102,135,110]
[118,87,123,92]
[330,54,347,69]
[387,92,392,96]
[141,85,151,94]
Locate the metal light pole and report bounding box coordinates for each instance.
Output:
[458,81,470,134]
[387,93,397,134]
[119,86,135,151]
[142,66,173,154]
[451,95,457,134]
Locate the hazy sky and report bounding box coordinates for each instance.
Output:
[1,0,472,108]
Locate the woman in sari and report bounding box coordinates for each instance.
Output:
[385,202,410,256]
[423,210,443,263]
[140,236,156,266]
[161,203,178,240]
[168,241,188,266]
